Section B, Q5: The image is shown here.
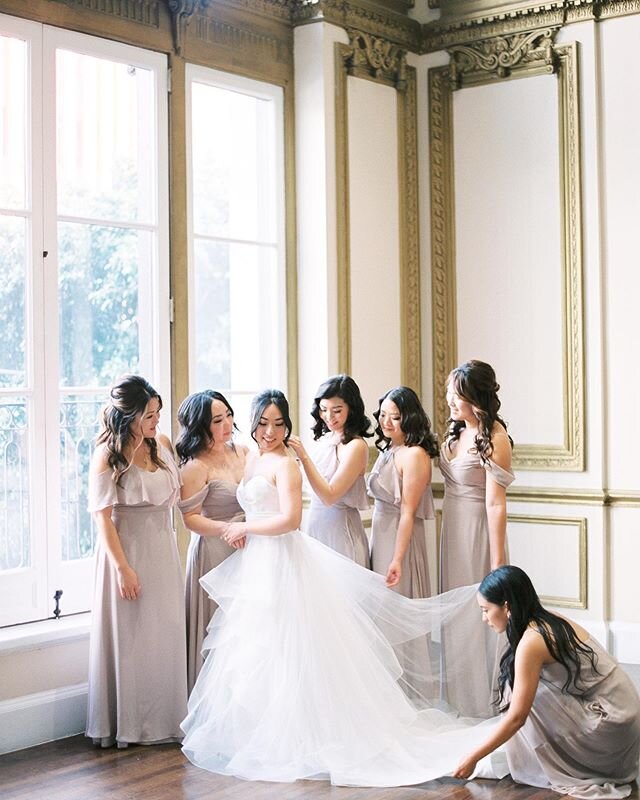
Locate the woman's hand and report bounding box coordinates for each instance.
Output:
[287,435,308,463]
[230,536,246,550]
[117,565,141,601]
[452,754,478,779]
[385,559,402,588]
[222,521,247,545]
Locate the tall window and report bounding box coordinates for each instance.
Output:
[0,15,169,626]
[186,66,286,426]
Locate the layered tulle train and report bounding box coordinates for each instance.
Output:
[181,477,506,786]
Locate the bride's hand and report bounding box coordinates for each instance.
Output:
[231,536,246,550]
[452,753,477,779]
[385,559,402,588]
[222,521,247,545]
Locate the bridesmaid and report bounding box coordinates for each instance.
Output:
[454,566,640,798]
[288,374,371,568]
[367,386,438,598]
[86,374,187,747]
[440,360,514,592]
[175,390,248,692]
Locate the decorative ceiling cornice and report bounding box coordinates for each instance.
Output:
[342,27,409,85]
[50,0,161,26]
[422,1,640,53]
[447,26,558,85]
[290,0,421,50]
[168,0,211,53]
[46,0,640,55]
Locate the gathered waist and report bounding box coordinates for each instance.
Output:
[113,504,170,515]
[373,499,400,515]
[443,489,485,503]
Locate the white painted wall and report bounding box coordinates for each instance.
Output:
[411,15,640,660]
[347,76,401,414]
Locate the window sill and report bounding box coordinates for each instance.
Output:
[0,614,91,656]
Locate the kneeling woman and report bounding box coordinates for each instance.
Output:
[454,566,640,799]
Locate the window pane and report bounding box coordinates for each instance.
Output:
[56,50,155,224]
[0,398,30,571]
[193,240,280,392]
[0,33,27,210]
[58,221,151,387]
[0,215,26,388]
[60,393,102,561]
[192,82,277,243]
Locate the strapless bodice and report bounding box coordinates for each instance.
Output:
[237,475,281,520]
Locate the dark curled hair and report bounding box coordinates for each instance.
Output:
[250,389,292,445]
[97,374,167,484]
[479,565,599,712]
[445,360,513,463]
[310,374,372,443]
[373,386,438,456]
[175,390,237,466]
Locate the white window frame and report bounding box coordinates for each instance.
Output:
[185,65,287,408]
[0,14,171,627]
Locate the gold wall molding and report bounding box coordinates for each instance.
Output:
[189,12,291,65]
[423,1,640,54]
[429,39,584,471]
[335,30,421,390]
[448,27,557,85]
[168,0,205,54]
[50,0,161,26]
[435,483,640,507]
[508,513,587,609]
[291,0,421,52]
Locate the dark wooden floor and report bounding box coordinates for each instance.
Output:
[0,736,637,800]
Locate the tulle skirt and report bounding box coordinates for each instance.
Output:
[181,530,506,786]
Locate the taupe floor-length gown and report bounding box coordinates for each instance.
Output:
[86,446,187,746]
[439,443,515,592]
[438,441,514,717]
[305,432,370,568]
[179,480,243,692]
[367,447,434,598]
[505,635,640,799]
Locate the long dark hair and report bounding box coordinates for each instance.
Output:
[97,374,167,484]
[479,566,599,711]
[250,389,292,445]
[445,360,513,463]
[310,374,372,443]
[373,386,438,456]
[175,390,237,466]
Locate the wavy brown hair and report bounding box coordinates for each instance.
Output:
[175,390,238,466]
[445,360,513,463]
[97,374,167,484]
[310,374,372,443]
[373,386,438,456]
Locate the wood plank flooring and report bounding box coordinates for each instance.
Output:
[1,736,637,800]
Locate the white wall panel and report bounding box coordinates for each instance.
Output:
[453,76,564,447]
[601,15,640,491]
[347,76,401,413]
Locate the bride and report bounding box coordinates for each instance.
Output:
[180,389,506,787]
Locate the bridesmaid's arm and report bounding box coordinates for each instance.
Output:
[386,447,431,588]
[179,459,231,538]
[485,433,512,570]
[223,458,303,542]
[289,436,368,505]
[90,447,141,601]
[452,630,546,778]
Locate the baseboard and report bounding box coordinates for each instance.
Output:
[0,683,87,755]
[609,622,640,665]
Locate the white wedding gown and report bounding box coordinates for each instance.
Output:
[181,475,507,786]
